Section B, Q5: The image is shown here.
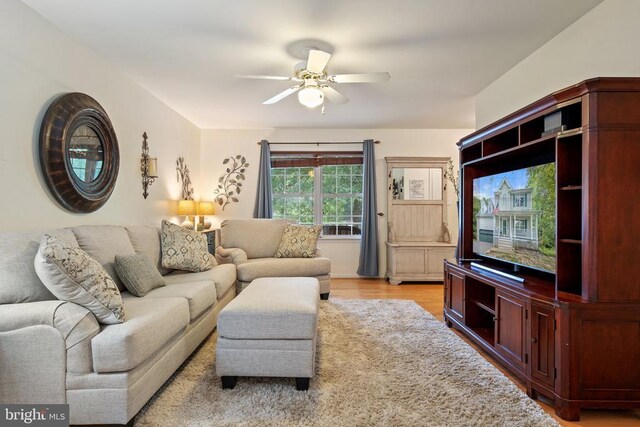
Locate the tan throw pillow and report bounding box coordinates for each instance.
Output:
[115,254,166,297]
[275,224,322,258]
[34,235,125,324]
[161,220,212,272]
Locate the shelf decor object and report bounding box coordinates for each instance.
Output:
[177,199,196,230]
[444,77,640,421]
[140,132,158,199]
[176,157,194,200]
[39,92,119,213]
[213,155,249,210]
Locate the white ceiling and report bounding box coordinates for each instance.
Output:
[22,0,601,129]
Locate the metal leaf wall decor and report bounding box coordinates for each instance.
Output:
[176,156,194,200]
[213,155,249,210]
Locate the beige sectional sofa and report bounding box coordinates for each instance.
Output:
[0,225,237,425]
[216,219,332,298]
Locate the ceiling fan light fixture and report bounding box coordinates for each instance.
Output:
[298,86,324,108]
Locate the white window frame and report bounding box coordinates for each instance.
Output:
[272,165,363,240]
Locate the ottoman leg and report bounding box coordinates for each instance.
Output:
[320,292,330,300]
[221,376,237,389]
[295,377,310,391]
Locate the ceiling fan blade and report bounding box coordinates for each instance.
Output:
[306,50,331,74]
[329,72,391,83]
[263,86,301,105]
[322,85,349,104]
[236,74,297,81]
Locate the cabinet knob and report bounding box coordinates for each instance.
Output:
[531,337,537,343]
[492,316,497,322]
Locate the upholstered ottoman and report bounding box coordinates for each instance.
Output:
[216,277,320,390]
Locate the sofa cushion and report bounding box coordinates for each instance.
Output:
[236,257,331,282]
[220,219,290,259]
[125,225,172,275]
[71,225,136,291]
[34,235,125,324]
[218,277,319,340]
[115,254,166,297]
[275,224,322,258]
[122,281,216,321]
[164,264,236,299]
[91,297,189,373]
[160,220,212,272]
[0,229,77,304]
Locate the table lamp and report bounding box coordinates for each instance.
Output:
[177,200,196,229]
[197,201,215,230]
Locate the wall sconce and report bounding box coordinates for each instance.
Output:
[141,132,158,199]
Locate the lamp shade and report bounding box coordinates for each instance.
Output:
[197,201,215,216]
[177,199,196,216]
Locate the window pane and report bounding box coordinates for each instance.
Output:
[323,197,336,216]
[323,165,337,175]
[323,174,337,194]
[336,197,351,216]
[273,197,285,217]
[272,168,284,176]
[336,165,351,175]
[353,197,363,216]
[353,175,363,192]
[300,175,314,193]
[284,172,299,193]
[337,175,351,193]
[272,175,285,193]
[352,164,363,175]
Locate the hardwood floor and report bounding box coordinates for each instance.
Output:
[330,278,640,427]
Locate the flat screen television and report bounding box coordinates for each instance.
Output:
[472,162,556,273]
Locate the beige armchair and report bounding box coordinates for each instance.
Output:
[216,219,331,299]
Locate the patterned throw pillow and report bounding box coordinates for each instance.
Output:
[115,254,166,297]
[34,235,125,324]
[275,224,322,258]
[160,220,212,272]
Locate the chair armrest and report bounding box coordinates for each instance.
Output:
[216,246,248,265]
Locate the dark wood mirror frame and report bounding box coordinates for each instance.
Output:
[39,93,119,213]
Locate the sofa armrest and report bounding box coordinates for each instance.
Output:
[0,300,100,379]
[0,301,89,404]
[216,246,248,265]
[315,248,322,257]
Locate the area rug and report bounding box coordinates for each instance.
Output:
[136,299,558,426]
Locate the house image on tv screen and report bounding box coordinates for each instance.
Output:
[476,178,541,251]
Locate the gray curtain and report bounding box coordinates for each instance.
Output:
[253,140,273,218]
[357,139,379,276]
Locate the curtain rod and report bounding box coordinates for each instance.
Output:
[257,140,380,145]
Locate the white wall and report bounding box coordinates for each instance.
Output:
[201,128,471,277]
[476,0,640,128]
[0,1,201,232]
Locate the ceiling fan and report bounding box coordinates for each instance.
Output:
[237,49,390,114]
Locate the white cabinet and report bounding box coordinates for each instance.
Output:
[385,157,455,284]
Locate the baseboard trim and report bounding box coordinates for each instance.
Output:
[331,274,386,279]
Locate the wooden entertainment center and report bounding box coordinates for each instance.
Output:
[444,78,640,420]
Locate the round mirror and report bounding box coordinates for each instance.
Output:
[39,93,119,213]
[69,125,104,183]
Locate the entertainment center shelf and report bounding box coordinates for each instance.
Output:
[445,78,640,421]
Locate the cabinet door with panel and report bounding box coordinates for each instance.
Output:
[447,269,465,322]
[495,291,527,372]
[530,303,555,387]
